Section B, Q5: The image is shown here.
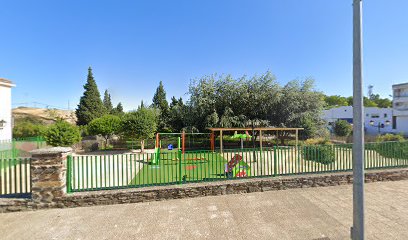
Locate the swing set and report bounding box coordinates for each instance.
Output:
[208,127,304,152]
[152,131,211,164]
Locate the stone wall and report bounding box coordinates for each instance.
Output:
[30,147,71,206]
[1,168,407,213]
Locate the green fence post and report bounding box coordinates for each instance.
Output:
[66,155,72,193]
[273,146,277,177]
[178,149,182,184]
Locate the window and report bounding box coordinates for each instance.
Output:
[393,116,397,130]
[384,113,388,118]
[366,114,369,117]
[371,114,380,118]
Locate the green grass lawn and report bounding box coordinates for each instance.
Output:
[131,152,228,186]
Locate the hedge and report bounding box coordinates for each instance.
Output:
[302,144,335,165]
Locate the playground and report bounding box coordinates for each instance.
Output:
[66,128,408,192]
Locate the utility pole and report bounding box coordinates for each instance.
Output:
[352,0,365,239]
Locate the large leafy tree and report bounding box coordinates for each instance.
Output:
[87,115,122,148]
[152,81,170,131]
[121,108,158,152]
[187,71,280,131]
[76,67,106,125]
[187,72,325,143]
[273,79,326,141]
[103,90,113,114]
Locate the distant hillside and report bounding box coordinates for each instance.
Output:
[12,107,77,125]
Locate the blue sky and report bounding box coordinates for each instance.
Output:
[1,0,407,111]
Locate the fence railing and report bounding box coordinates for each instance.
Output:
[0,137,46,159]
[0,158,31,197]
[67,141,408,192]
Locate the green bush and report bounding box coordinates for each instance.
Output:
[304,138,331,145]
[302,145,335,164]
[302,138,335,164]
[44,120,82,147]
[376,134,405,142]
[13,118,46,138]
[374,141,408,159]
[333,120,352,137]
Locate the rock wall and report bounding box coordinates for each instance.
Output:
[1,168,407,213]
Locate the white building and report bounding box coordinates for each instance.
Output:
[322,106,394,135]
[0,78,15,141]
[392,83,408,134]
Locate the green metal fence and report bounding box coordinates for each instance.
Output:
[67,141,408,192]
[0,137,46,159]
[0,158,31,197]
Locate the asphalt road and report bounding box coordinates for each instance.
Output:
[1,180,407,240]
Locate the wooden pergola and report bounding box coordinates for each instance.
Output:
[208,127,304,152]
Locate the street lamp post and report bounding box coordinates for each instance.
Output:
[352,0,365,240]
[369,120,391,134]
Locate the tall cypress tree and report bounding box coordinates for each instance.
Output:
[152,81,169,131]
[76,67,105,125]
[112,102,124,116]
[103,89,113,114]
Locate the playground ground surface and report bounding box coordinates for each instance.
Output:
[1,180,407,240]
[2,146,406,195]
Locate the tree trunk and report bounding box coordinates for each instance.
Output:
[141,139,145,153]
[105,136,109,149]
[251,121,257,162]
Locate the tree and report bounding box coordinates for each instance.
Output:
[103,90,113,114]
[187,72,280,132]
[324,95,349,108]
[76,67,106,125]
[363,97,378,107]
[369,94,392,108]
[333,119,352,137]
[272,79,325,141]
[121,108,158,152]
[168,96,186,132]
[112,102,124,116]
[87,115,122,148]
[44,120,82,147]
[152,81,170,131]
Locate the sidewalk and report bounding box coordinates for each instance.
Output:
[1,180,407,240]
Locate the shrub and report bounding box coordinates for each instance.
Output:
[302,138,335,164]
[376,133,404,142]
[302,145,336,164]
[304,138,331,145]
[44,120,82,147]
[333,120,352,137]
[13,118,46,138]
[374,141,408,159]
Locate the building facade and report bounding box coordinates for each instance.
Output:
[0,78,15,141]
[322,106,394,135]
[392,83,408,135]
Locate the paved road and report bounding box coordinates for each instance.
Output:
[1,180,407,240]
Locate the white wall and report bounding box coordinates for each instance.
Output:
[395,116,408,136]
[322,106,394,135]
[364,107,394,135]
[0,85,13,141]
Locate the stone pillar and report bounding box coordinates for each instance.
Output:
[30,147,72,203]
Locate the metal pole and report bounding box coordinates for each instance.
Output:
[352,0,365,239]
